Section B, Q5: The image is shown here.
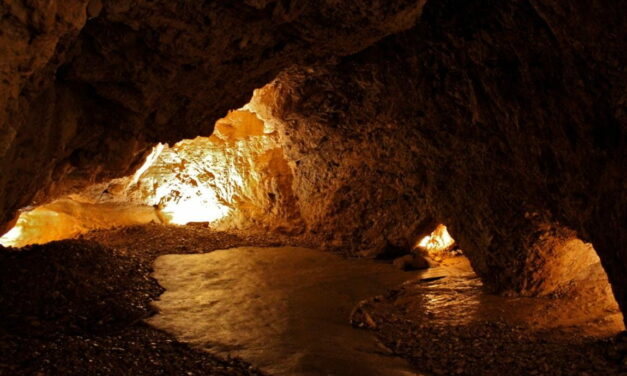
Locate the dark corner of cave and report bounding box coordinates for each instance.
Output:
[0,1,625,375]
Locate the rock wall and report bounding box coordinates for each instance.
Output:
[0,199,161,248]
[0,0,625,321]
[254,0,626,314]
[0,0,426,234]
[251,73,438,257]
[1,107,303,247]
[102,108,303,234]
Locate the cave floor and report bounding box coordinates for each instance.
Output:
[353,258,626,376]
[147,246,420,376]
[0,223,625,375]
[0,225,300,376]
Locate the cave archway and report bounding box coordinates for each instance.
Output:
[0,0,625,374]
[1,82,621,324]
[0,95,302,248]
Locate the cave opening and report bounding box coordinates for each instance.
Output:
[1,83,624,375]
[0,90,301,248]
[1,0,626,374]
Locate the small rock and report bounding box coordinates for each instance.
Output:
[393,254,429,270]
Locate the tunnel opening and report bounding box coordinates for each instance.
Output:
[0,82,622,330]
[415,224,455,253]
[0,8,625,370]
[413,223,462,262]
[0,91,304,248]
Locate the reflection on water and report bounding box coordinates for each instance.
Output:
[148,247,422,376]
[390,257,623,335]
[148,248,622,376]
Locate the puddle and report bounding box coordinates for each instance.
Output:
[147,247,422,376]
[369,257,623,336]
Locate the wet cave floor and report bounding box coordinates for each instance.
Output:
[0,224,625,376]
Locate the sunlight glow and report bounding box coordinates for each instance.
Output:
[416,224,455,252]
[0,220,25,247]
[0,93,297,247]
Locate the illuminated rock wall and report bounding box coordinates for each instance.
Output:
[251,0,625,312]
[0,0,624,323]
[120,109,303,233]
[0,0,425,235]
[0,199,161,248]
[0,107,302,247]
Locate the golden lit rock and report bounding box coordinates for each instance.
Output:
[1,104,302,247]
[415,224,455,253]
[123,107,301,231]
[0,199,160,248]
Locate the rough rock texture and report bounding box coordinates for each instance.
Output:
[90,108,302,232]
[256,62,610,293]
[1,0,625,322]
[0,0,426,234]
[0,107,303,247]
[255,0,626,313]
[0,198,161,248]
[121,109,302,233]
[252,80,438,256]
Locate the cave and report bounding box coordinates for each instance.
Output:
[0,0,625,375]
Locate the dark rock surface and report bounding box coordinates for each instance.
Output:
[0,0,625,323]
[254,0,626,318]
[0,226,310,375]
[0,0,426,234]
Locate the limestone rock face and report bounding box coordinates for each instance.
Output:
[99,108,303,234]
[0,0,625,322]
[0,0,426,234]
[255,0,626,314]
[251,74,438,256]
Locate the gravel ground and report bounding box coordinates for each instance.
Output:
[2,224,625,375]
[80,223,317,258]
[351,268,627,376]
[0,224,307,376]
